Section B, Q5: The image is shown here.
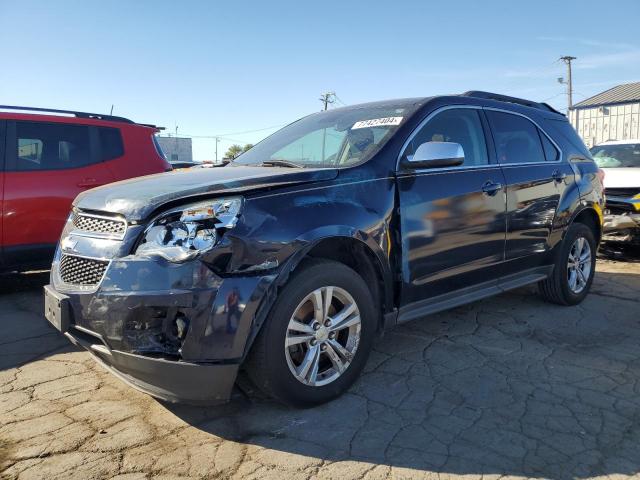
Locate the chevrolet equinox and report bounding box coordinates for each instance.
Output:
[44,91,604,407]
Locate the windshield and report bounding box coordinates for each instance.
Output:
[233,103,419,168]
[591,144,640,168]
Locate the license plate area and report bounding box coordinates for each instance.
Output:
[44,285,70,332]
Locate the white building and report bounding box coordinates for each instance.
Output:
[156,136,193,164]
[569,82,640,147]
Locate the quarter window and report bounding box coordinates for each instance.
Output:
[539,131,559,161]
[486,111,546,164]
[404,109,489,167]
[98,127,124,161]
[14,122,93,171]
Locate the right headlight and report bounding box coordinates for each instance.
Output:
[135,197,243,262]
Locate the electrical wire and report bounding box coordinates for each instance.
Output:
[159,123,287,141]
[333,94,347,106]
[540,92,566,102]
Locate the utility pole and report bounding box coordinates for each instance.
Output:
[319,92,336,162]
[214,136,220,163]
[559,56,576,112]
[319,92,335,111]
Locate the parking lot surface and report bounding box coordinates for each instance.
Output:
[1,250,640,480]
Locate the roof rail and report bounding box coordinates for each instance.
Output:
[461,91,563,115]
[0,105,137,124]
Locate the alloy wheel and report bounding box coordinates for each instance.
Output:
[567,236,592,294]
[284,286,361,387]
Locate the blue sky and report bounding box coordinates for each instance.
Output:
[2,0,640,160]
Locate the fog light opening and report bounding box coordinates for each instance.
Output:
[172,313,190,356]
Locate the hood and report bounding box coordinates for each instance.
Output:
[74,165,338,221]
[602,167,640,189]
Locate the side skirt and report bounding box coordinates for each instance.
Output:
[395,265,553,325]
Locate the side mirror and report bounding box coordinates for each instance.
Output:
[405,141,465,168]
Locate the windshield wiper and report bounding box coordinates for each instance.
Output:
[260,160,303,168]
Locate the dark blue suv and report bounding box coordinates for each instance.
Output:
[44,91,604,407]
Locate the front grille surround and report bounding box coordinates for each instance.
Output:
[59,254,110,287]
[72,212,127,239]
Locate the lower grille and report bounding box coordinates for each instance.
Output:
[59,254,109,286]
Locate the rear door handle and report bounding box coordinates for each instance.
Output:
[552,170,567,183]
[482,181,503,196]
[77,178,103,188]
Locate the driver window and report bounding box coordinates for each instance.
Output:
[405,108,489,167]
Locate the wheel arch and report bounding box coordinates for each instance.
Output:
[570,204,603,245]
[241,231,396,361]
[281,232,394,328]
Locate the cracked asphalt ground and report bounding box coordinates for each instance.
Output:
[1,248,640,480]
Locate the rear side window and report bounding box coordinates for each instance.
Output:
[14,122,93,171]
[486,111,546,164]
[0,121,5,171]
[98,127,124,161]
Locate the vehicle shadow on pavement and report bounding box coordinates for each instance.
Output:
[165,265,640,479]
[2,259,640,479]
[0,271,77,371]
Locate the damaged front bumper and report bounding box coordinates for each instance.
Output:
[603,196,640,242]
[45,255,275,405]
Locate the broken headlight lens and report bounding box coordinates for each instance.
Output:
[135,197,242,262]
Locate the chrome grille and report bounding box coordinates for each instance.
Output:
[72,212,127,238]
[59,254,109,286]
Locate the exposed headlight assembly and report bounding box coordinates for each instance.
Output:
[135,197,242,262]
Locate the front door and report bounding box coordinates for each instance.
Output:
[396,107,507,310]
[2,120,115,269]
[484,109,573,274]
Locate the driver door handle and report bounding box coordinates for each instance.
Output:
[482,181,503,196]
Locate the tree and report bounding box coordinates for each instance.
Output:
[225,144,243,159]
[242,143,254,153]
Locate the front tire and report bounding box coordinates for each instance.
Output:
[538,223,596,305]
[245,259,376,407]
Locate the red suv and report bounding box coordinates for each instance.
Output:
[0,105,171,272]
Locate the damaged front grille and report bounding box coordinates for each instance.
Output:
[59,254,109,286]
[72,212,127,239]
[605,187,640,198]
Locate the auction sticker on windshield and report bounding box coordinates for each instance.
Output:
[352,117,403,129]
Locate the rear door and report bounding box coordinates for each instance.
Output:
[485,109,574,273]
[396,106,507,311]
[2,120,115,269]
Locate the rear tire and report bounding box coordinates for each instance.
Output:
[245,259,376,407]
[538,223,596,305]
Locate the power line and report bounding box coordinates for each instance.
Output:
[211,124,288,137]
[333,94,347,106]
[158,123,287,140]
[540,92,566,102]
[503,59,562,90]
